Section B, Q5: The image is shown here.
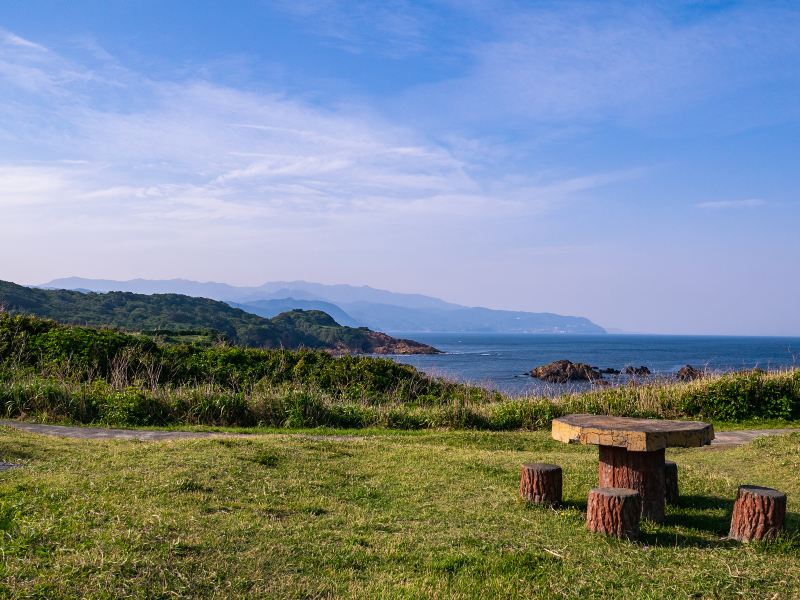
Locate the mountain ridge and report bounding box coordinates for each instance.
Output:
[40,277,606,334]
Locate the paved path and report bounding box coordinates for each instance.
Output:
[0,420,220,441]
[0,419,797,446]
[709,428,798,447]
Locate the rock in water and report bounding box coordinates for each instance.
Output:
[677,365,703,381]
[530,359,603,383]
[624,365,651,376]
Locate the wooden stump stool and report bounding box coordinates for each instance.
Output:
[729,485,786,542]
[664,460,679,505]
[598,446,665,521]
[587,487,641,540]
[520,463,562,505]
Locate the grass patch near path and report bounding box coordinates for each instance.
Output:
[1,428,798,598]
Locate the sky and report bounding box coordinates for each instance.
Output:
[0,0,798,335]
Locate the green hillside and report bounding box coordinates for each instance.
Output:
[0,280,436,354]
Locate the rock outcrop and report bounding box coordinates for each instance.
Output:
[624,365,651,376]
[530,360,603,383]
[677,365,703,381]
[354,331,440,355]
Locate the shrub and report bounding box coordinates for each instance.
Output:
[284,391,329,428]
[93,387,170,426]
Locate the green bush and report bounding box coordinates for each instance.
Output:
[489,399,561,430]
[2,312,800,430]
[0,313,477,406]
[93,387,170,426]
[284,391,329,428]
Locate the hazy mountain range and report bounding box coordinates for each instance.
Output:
[41,277,607,334]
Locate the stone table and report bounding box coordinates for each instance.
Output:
[552,414,714,521]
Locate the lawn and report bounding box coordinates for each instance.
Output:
[1,427,798,599]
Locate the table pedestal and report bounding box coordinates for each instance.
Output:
[598,445,665,522]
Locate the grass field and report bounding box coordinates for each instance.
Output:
[1,427,798,599]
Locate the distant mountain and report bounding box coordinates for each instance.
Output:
[41,277,247,300]
[43,277,457,309]
[337,302,604,334]
[230,299,361,328]
[40,277,607,334]
[0,280,438,354]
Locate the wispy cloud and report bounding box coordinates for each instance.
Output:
[696,198,766,209]
[3,31,47,51]
[395,2,800,127]
[0,28,625,236]
[272,0,435,57]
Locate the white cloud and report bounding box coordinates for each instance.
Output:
[0,31,626,236]
[696,198,766,209]
[3,32,48,52]
[0,164,84,206]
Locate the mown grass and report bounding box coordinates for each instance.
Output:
[1,427,798,598]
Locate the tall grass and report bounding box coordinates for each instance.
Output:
[2,368,798,430]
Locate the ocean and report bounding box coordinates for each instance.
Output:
[388,333,800,396]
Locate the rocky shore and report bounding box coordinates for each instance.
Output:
[530,360,709,384]
[355,331,440,355]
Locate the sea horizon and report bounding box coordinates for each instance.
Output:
[388,332,800,396]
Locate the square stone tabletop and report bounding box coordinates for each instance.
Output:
[552,414,714,451]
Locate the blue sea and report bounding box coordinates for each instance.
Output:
[389,333,800,396]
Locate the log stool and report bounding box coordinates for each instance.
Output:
[729,485,787,542]
[519,463,562,505]
[664,460,679,505]
[586,487,641,540]
[598,445,665,521]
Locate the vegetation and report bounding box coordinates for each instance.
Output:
[1,312,799,429]
[1,426,798,598]
[0,280,435,353]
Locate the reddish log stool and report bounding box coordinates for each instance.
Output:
[729,485,786,542]
[520,463,562,505]
[586,487,641,540]
[598,445,665,521]
[664,460,679,505]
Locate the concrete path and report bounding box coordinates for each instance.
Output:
[710,428,798,447]
[0,420,219,441]
[0,419,797,446]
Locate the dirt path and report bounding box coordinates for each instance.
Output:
[0,419,796,446]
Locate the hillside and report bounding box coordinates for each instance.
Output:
[230,298,361,327]
[0,280,437,354]
[42,277,607,334]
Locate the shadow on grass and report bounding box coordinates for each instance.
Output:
[662,494,735,536]
[560,498,587,512]
[525,493,799,551]
[633,494,733,547]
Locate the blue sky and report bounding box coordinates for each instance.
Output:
[1,1,798,335]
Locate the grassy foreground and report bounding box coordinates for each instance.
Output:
[1,427,798,599]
